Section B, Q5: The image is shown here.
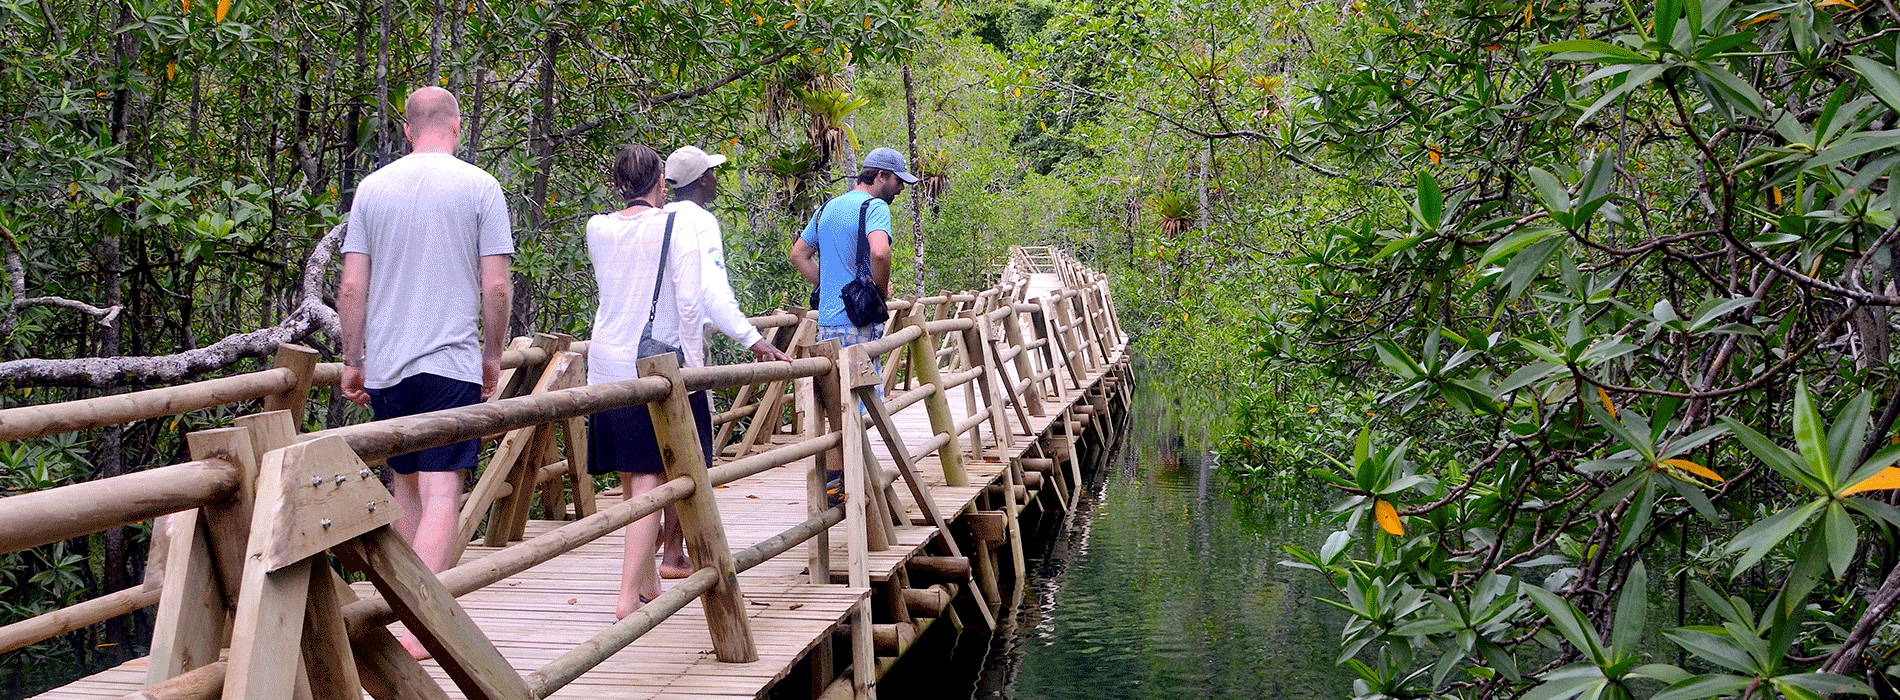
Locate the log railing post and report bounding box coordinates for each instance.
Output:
[262,343,319,427]
[960,303,1009,458]
[835,344,879,700]
[1001,304,1046,417]
[637,352,758,663]
[797,341,834,585]
[898,309,966,487]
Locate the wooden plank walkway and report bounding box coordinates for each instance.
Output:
[27,265,1126,700]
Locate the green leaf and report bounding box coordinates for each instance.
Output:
[1823,503,1857,579]
[1792,381,1834,485]
[1721,417,1827,493]
[1662,629,1759,674]
[1609,560,1647,658]
[1526,585,1606,664]
[1533,39,1651,63]
[1479,227,1562,268]
[1650,674,1753,700]
[1653,0,1681,48]
[1722,500,1824,576]
[1693,65,1766,117]
[1416,171,1443,229]
[1847,55,1900,115]
[1528,167,1573,215]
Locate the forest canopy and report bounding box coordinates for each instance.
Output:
[10,0,1900,698]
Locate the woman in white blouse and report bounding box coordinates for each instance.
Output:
[584,143,707,618]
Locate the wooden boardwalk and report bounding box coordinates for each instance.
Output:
[8,246,1130,700]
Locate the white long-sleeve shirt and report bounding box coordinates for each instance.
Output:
[664,200,765,349]
[586,209,706,384]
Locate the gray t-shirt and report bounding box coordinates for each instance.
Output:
[342,152,515,390]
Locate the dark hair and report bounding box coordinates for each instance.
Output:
[612,143,663,206]
[856,168,884,186]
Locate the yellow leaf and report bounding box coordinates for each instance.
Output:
[782,19,796,29]
[214,0,230,22]
[70,182,77,197]
[1307,406,1319,414]
[1374,499,1404,535]
[1597,386,1616,417]
[1523,2,1534,22]
[167,62,176,81]
[863,15,871,28]
[1483,43,1503,51]
[182,0,190,10]
[1816,0,1859,10]
[1772,186,1783,206]
[1841,466,1900,496]
[1659,458,1725,483]
[1739,12,1780,26]
[752,13,762,26]
[1427,146,1441,165]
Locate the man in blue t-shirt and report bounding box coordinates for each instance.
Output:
[790,147,918,348]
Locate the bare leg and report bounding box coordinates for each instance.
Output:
[658,505,690,578]
[390,471,422,544]
[410,470,466,573]
[618,472,664,619]
[387,469,466,659]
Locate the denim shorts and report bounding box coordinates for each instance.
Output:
[367,373,481,474]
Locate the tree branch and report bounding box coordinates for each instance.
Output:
[0,224,346,389]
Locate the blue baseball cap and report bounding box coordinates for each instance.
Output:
[861,147,919,183]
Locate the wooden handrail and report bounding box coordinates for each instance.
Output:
[0,584,162,653]
[0,459,239,555]
[0,370,297,442]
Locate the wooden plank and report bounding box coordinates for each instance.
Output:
[254,436,401,573]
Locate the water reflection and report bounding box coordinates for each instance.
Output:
[975,374,1353,700]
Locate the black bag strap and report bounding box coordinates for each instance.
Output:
[852,199,876,282]
[641,212,678,341]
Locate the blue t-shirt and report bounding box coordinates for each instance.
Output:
[799,190,892,327]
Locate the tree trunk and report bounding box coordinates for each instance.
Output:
[517,18,563,338]
[902,64,924,296]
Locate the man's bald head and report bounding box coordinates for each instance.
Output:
[404,87,460,142]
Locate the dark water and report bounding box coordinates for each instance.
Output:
[967,377,1355,699]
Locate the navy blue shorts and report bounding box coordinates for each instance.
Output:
[367,373,482,474]
[588,391,714,476]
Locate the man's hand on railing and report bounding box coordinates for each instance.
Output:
[748,339,792,363]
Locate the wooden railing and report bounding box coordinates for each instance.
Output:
[0,245,1128,700]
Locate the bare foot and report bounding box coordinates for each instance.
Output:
[399,630,432,661]
[616,591,656,620]
[659,559,692,579]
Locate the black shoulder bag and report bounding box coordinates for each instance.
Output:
[637,212,686,361]
[839,200,889,327]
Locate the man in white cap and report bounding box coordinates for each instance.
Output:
[657,144,790,576]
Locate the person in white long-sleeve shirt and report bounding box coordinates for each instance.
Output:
[586,143,790,618]
[653,145,791,578]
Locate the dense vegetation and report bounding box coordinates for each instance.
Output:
[9,0,1900,698]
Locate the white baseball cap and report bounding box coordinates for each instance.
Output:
[664,145,727,186]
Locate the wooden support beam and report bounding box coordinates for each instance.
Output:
[336,527,531,700]
[263,344,320,427]
[145,509,226,684]
[638,353,758,663]
[854,381,996,630]
[301,561,362,700]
